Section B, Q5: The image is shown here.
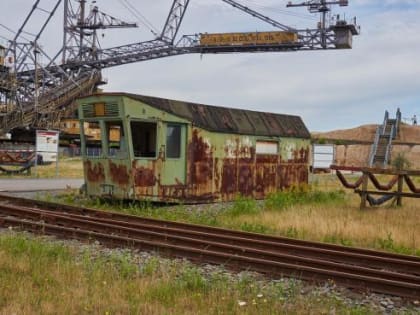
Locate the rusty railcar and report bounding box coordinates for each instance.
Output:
[77,93,311,203]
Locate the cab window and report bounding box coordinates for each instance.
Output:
[166,124,181,158]
[130,121,157,158]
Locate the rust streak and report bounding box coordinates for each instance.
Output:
[188,129,214,195]
[84,160,105,183]
[108,161,130,186]
[132,162,156,187]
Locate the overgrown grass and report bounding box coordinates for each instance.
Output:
[0,233,382,314]
[49,183,420,256]
[0,157,84,179]
[265,185,346,210]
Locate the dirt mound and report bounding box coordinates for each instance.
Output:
[395,124,420,143]
[312,124,377,142]
[312,123,420,144]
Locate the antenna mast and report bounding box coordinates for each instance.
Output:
[287,0,349,48]
[62,0,138,63]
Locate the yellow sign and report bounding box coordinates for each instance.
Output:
[200,31,298,47]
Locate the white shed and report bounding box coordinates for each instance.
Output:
[312,144,335,172]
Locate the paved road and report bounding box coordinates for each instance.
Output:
[0,178,84,192]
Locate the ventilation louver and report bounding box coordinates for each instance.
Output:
[82,103,119,117]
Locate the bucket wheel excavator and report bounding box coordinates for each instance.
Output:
[0,0,359,137]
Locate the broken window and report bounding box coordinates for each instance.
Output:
[105,121,125,157]
[166,124,181,159]
[130,121,157,158]
[82,120,102,157]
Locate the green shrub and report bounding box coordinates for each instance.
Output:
[391,153,411,170]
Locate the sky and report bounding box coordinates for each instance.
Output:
[1,0,419,131]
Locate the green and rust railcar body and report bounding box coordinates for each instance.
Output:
[77,93,311,203]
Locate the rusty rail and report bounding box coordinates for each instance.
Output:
[331,165,420,209]
[1,194,419,264]
[0,195,419,299]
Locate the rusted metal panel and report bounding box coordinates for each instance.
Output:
[84,160,105,183]
[255,154,278,198]
[132,160,159,198]
[221,158,237,198]
[84,159,132,199]
[108,160,130,186]
[187,129,215,200]
[238,161,253,196]
[133,165,156,187]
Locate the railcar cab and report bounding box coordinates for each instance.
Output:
[78,94,188,200]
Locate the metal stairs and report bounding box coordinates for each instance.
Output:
[369,109,401,168]
[0,71,101,133]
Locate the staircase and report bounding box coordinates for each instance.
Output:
[0,70,102,133]
[369,109,401,168]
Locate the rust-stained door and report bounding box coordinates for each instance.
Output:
[161,123,187,185]
[82,119,131,198]
[130,120,160,198]
[102,120,131,197]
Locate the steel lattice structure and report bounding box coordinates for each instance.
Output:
[0,0,359,134]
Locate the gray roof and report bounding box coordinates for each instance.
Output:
[105,93,310,138]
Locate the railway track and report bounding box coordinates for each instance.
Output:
[0,194,419,299]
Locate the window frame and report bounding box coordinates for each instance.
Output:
[166,123,182,159]
[104,120,125,158]
[81,119,103,158]
[255,140,279,155]
[130,119,158,159]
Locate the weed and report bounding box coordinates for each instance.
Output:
[177,265,208,291]
[107,252,138,279]
[240,222,270,234]
[375,233,417,255]
[265,187,345,210]
[0,234,71,261]
[391,153,411,170]
[285,226,299,238]
[236,273,257,295]
[1,233,416,314]
[225,196,260,217]
[140,256,161,276]
[378,232,395,251]
[323,234,353,247]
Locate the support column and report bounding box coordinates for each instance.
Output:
[359,171,368,210]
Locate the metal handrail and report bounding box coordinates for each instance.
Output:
[383,110,389,127]
[369,125,381,166]
[384,124,394,166]
[395,108,401,139]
